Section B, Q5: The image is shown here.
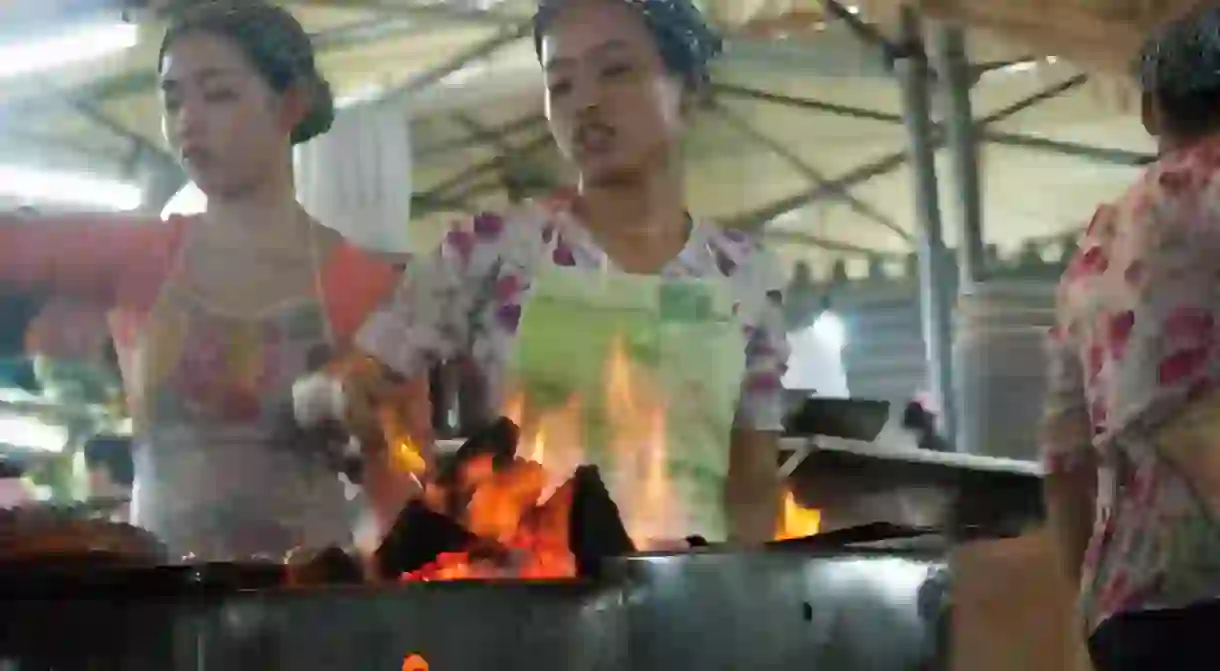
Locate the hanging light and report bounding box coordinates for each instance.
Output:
[0,414,69,453]
[0,21,138,81]
[0,164,141,211]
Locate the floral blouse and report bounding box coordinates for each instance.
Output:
[1043,134,1220,633]
[357,191,791,434]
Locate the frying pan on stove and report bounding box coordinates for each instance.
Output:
[675,523,937,553]
[783,397,891,441]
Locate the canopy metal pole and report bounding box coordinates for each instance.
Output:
[894,6,958,449]
[931,23,985,284]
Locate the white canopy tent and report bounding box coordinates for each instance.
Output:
[0,0,1165,279]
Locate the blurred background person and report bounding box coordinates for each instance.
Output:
[83,434,134,522]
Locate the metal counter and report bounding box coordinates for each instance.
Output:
[1,544,947,671]
[3,579,625,671]
[618,546,945,670]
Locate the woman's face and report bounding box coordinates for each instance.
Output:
[541,0,688,184]
[160,33,294,198]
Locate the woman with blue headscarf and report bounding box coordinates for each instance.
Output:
[333,0,791,548]
[1042,7,1220,669]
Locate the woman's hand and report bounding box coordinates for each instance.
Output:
[295,352,439,538]
[333,354,438,533]
[309,353,392,445]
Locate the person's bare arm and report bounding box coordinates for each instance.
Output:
[325,354,424,448]
[1040,274,1098,584]
[1044,461,1097,585]
[0,211,169,302]
[336,359,433,531]
[341,216,501,530]
[726,428,781,544]
[727,253,791,545]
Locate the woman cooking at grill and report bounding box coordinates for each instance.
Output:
[0,1,406,560]
[343,0,789,546]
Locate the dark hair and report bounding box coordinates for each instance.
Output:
[158,0,335,145]
[1151,88,1220,139]
[0,460,24,479]
[532,0,723,93]
[1135,6,1220,139]
[83,434,134,488]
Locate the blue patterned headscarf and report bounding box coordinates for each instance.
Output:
[1135,6,1220,95]
[532,0,724,89]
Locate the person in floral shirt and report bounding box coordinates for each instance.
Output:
[1043,8,1220,669]
[348,0,789,545]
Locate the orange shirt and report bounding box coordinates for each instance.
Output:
[1,212,399,362]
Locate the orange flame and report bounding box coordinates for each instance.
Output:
[604,337,671,543]
[402,336,674,581]
[390,437,428,475]
[404,450,575,581]
[775,488,821,540]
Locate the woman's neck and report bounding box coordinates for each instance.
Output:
[202,178,306,249]
[577,163,690,272]
[1160,125,1220,155]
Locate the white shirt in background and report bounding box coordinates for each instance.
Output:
[783,315,849,398]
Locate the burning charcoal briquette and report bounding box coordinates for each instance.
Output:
[434,417,522,515]
[375,500,480,578]
[568,465,634,578]
[436,417,521,487]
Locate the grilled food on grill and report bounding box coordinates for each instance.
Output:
[0,506,165,564]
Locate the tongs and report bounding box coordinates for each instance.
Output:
[766,522,938,549]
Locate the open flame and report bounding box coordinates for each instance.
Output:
[775,489,821,540]
[404,451,576,581]
[403,337,663,581]
[604,337,671,542]
[396,335,822,581]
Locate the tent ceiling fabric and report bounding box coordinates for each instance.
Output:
[915,0,1203,73]
[0,0,1163,279]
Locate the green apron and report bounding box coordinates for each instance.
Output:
[508,264,746,544]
